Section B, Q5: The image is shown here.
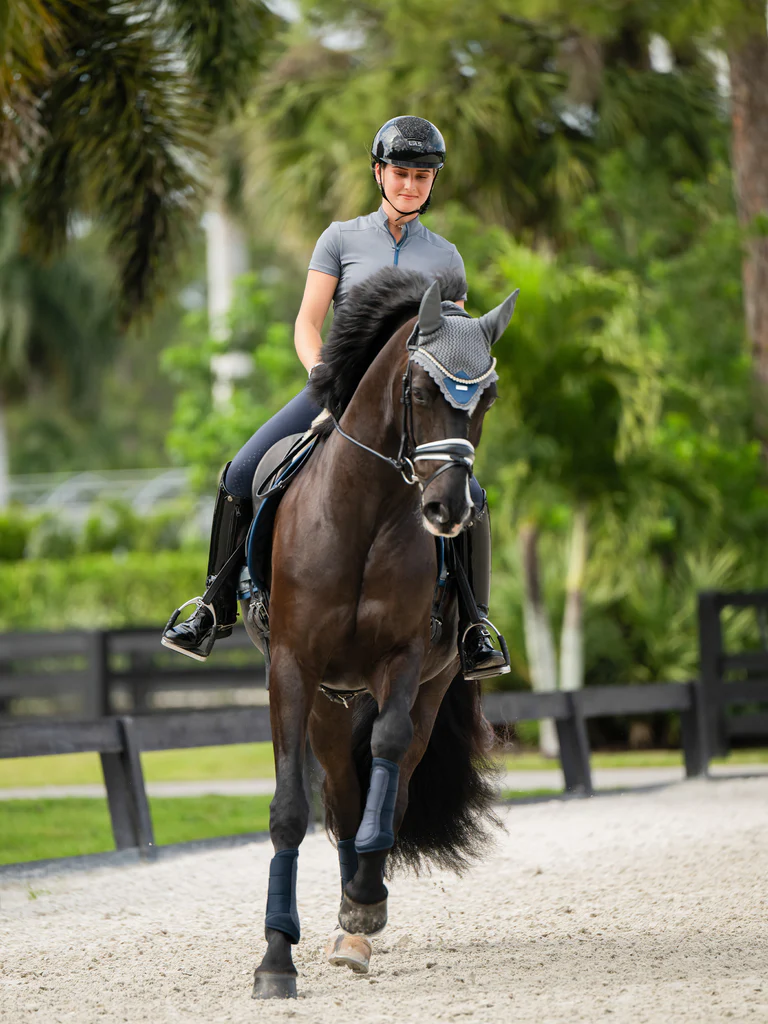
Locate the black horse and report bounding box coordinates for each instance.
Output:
[245,268,518,998]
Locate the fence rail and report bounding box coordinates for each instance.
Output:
[0,710,276,854]
[4,583,768,870]
[0,680,710,867]
[0,627,266,719]
[482,680,707,796]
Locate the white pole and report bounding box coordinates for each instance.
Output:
[204,197,252,408]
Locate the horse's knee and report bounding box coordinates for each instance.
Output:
[270,783,309,849]
[370,706,413,763]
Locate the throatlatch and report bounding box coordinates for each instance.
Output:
[265,848,301,944]
[355,758,399,854]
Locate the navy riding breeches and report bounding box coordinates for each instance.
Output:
[225,384,322,498]
[224,383,484,509]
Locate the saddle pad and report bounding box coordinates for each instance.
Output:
[246,432,319,591]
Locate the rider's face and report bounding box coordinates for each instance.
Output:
[377,163,436,213]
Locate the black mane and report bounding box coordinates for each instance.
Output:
[307,266,467,428]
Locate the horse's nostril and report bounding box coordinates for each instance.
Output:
[424,501,450,525]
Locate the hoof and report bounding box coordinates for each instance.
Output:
[338,893,388,937]
[325,929,372,974]
[252,971,297,1000]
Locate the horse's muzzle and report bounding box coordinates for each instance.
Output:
[422,499,472,537]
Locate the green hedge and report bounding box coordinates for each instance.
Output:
[0,500,199,563]
[0,550,205,630]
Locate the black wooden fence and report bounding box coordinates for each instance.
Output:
[0,679,709,866]
[482,680,708,796]
[0,709,274,855]
[5,584,768,869]
[0,627,266,720]
[698,589,768,757]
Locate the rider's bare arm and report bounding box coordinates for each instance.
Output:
[295,270,338,372]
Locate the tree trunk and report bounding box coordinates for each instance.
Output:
[729,14,768,447]
[559,505,588,693]
[205,194,251,409]
[0,394,10,508]
[519,521,559,758]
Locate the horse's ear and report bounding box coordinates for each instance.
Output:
[418,280,444,335]
[477,288,520,346]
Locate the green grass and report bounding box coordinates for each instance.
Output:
[1,744,766,791]
[0,795,272,866]
[1,787,565,866]
[501,788,560,801]
[0,743,276,788]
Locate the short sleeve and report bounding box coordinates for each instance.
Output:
[452,248,468,301]
[308,222,342,278]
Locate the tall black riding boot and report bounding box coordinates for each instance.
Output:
[458,494,511,680]
[161,465,252,662]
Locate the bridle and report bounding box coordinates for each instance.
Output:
[331,355,476,492]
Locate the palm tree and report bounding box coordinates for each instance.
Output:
[239,1,721,248]
[1,0,277,322]
[1,1,277,502]
[0,193,122,503]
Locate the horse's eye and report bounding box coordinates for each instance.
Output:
[412,388,429,405]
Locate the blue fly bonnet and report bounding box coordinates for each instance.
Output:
[408,280,519,415]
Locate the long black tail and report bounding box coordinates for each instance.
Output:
[338,675,502,874]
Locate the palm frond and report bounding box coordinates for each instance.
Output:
[21,1,210,320]
[159,0,278,115]
[5,0,274,321]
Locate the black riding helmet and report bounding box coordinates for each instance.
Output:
[371,116,446,218]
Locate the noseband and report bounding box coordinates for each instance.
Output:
[331,361,476,491]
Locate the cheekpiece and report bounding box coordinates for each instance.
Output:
[408,300,498,416]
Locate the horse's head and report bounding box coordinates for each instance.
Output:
[404,280,518,537]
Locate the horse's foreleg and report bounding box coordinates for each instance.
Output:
[309,693,377,974]
[253,647,314,1001]
[339,667,455,936]
[339,654,421,935]
[308,695,361,891]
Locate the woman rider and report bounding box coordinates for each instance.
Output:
[162,115,510,680]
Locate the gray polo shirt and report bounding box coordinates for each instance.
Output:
[309,205,467,309]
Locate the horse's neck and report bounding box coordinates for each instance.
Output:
[337,330,406,469]
[324,330,416,521]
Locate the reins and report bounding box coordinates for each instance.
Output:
[331,360,476,491]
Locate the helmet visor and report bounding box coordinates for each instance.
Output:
[380,153,444,169]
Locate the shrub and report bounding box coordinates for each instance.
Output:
[0,509,31,561]
[0,550,205,630]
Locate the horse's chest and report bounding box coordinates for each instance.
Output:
[325,530,435,666]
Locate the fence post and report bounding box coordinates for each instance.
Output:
[555,692,593,795]
[681,680,709,778]
[84,630,110,719]
[0,658,10,719]
[697,592,728,757]
[128,651,153,713]
[100,716,155,854]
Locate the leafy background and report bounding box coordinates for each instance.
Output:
[2,1,767,731]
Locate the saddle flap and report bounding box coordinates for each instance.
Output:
[246,432,319,591]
